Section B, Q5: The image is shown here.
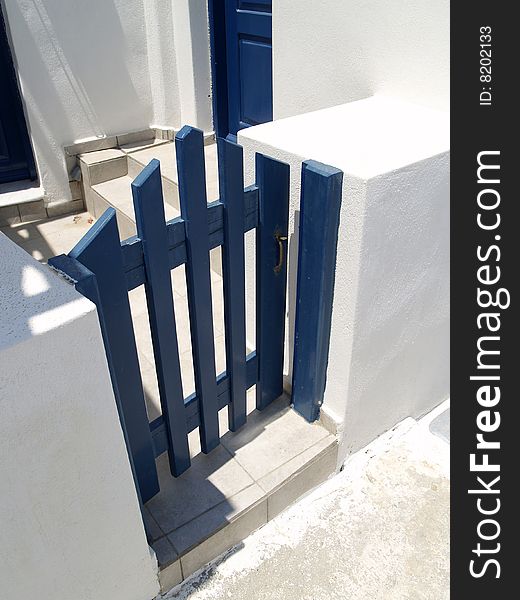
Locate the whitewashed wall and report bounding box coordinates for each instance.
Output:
[0,233,159,600]
[239,97,450,467]
[1,0,212,206]
[273,0,449,119]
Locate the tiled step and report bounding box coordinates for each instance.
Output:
[126,141,222,274]
[80,140,222,269]
[145,394,338,594]
[91,175,179,239]
[127,141,220,208]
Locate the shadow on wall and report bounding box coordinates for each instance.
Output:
[3,0,155,201]
[285,209,300,391]
[8,0,151,139]
[188,0,212,131]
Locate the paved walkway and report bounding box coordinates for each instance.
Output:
[164,401,450,600]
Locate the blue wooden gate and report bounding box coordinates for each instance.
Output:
[49,126,342,505]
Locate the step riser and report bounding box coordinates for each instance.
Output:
[80,156,127,186]
[87,187,136,240]
[127,155,179,210]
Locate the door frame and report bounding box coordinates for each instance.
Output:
[207,0,230,139]
[0,5,37,183]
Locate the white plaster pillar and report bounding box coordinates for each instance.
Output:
[239,96,450,467]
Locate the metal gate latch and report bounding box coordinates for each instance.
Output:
[274,233,288,273]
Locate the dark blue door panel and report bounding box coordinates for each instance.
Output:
[239,40,272,125]
[225,0,273,136]
[1,9,36,184]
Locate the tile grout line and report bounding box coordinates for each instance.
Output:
[152,481,263,555]
[173,488,268,560]
[222,421,333,486]
[259,438,339,496]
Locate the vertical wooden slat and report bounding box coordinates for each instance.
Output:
[291,161,343,422]
[255,153,290,410]
[68,209,160,503]
[175,126,220,453]
[132,159,191,476]
[217,137,247,431]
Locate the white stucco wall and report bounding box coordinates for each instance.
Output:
[239,97,450,467]
[0,234,159,600]
[273,0,449,119]
[1,0,212,205]
[172,0,213,134]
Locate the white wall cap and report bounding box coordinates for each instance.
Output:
[239,95,449,180]
[0,233,93,352]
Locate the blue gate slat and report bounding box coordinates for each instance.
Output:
[218,137,247,431]
[150,351,258,457]
[175,125,220,453]
[255,154,290,410]
[291,161,343,422]
[50,210,160,504]
[121,186,259,292]
[132,159,191,476]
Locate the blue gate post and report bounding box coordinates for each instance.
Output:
[132,160,191,476]
[49,210,160,503]
[291,161,343,422]
[175,126,220,453]
[255,153,290,410]
[218,137,247,430]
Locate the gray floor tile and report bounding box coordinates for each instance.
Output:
[266,441,338,520]
[133,312,155,364]
[158,558,183,593]
[221,395,330,481]
[33,212,93,238]
[257,436,337,496]
[146,447,254,535]
[140,355,161,422]
[168,483,265,556]
[16,238,55,263]
[151,536,178,567]
[0,204,20,226]
[171,264,187,297]
[128,285,149,319]
[142,506,164,543]
[179,497,267,579]
[0,222,42,243]
[179,349,196,397]
[172,294,194,354]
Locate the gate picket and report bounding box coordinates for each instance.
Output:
[132,159,191,476]
[255,154,290,410]
[291,161,343,422]
[58,209,159,504]
[175,126,220,453]
[218,137,247,431]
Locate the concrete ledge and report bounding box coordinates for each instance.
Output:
[0,181,83,225]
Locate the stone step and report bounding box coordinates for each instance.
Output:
[91,175,179,240]
[126,141,223,274]
[79,148,127,186]
[146,394,338,594]
[80,140,222,271]
[127,141,220,206]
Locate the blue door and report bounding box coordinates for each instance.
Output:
[224,0,273,137]
[1,9,36,184]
